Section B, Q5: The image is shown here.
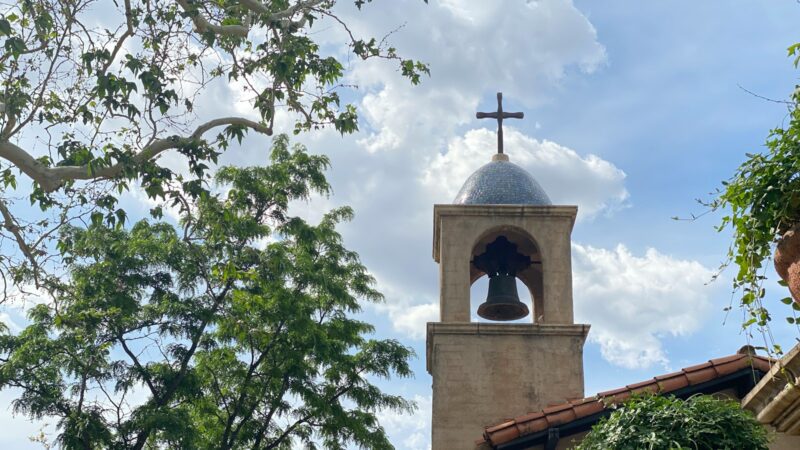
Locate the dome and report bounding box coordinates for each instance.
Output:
[453,158,551,205]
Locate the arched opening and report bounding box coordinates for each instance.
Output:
[468,226,544,323]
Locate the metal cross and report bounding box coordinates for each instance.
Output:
[476,92,524,154]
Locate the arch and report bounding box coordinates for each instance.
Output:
[468,225,545,323]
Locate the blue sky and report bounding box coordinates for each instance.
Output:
[3,1,800,449]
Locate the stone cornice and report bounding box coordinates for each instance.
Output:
[427,322,589,336]
[432,204,578,262]
[426,322,590,373]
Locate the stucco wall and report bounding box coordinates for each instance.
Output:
[428,204,588,450]
[433,205,577,324]
[428,323,588,450]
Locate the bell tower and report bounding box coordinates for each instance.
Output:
[427,94,590,449]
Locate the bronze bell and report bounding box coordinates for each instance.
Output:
[478,274,529,321]
[473,236,531,321]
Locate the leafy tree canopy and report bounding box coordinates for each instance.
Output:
[0,135,415,449]
[0,0,428,293]
[575,394,769,450]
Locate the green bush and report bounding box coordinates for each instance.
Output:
[574,394,769,450]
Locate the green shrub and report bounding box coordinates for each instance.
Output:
[574,394,769,450]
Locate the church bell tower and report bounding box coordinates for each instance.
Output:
[427,94,590,449]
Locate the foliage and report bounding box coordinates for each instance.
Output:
[0,0,428,293]
[575,394,769,450]
[707,42,800,345]
[0,135,415,449]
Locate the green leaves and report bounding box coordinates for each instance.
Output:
[401,59,431,85]
[3,36,24,59]
[577,394,770,450]
[0,0,429,275]
[788,42,800,68]
[0,17,11,36]
[0,136,413,449]
[710,47,800,334]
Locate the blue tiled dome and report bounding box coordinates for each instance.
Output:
[453,159,551,205]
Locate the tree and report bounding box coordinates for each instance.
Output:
[575,394,769,450]
[707,42,800,351]
[0,0,428,294]
[0,135,415,449]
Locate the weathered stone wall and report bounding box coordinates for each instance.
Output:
[429,204,588,450]
[433,205,578,324]
[428,323,588,450]
[768,432,800,449]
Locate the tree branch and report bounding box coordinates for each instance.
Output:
[176,0,325,37]
[117,334,160,401]
[241,0,323,28]
[130,280,234,450]
[221,321,286,448]
[175,0,250,37]
[0,117,271,193]
[0,197,41,276]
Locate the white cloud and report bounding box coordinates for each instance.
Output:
[369,275,439,341]
[378,394,432,450]
[0,389,53,449]
[387,302,439,341]
[0,313,21,333]
[423,128,629,218]
[572,243,717,369]
[333,0,606,153]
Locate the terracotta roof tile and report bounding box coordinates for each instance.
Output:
[516,416,548,435]
[487,425,519,445]
[626,379,655,390]
[482,351,773,448]
[712,354,744,364]
[626,379,660,395]
[657,374,690,392]
[514,411,544,423]
[542,403,573,415]
[715,359,748,376]
[484,420,516,434]
[654,370,685,381]
[569,396,598,406]
[683,360,713,372]
[630,383,659,396]
[606,389,632,403]
[572,399,604,417]
[546,407,577,426]
[596,386,628,397]
[685,366,718,385]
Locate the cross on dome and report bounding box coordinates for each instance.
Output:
[476,92,524,154]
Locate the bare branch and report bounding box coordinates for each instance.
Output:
[0,117,271,192]
[241,0,324,28]
[176,0,325,37]
[0,197,41,278]
[175,0,250,37]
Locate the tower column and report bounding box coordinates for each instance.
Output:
[427,94,589,449]
[438,228,472,322]
[429,205,589,449]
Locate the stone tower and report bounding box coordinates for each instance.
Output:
[427,105,590,448]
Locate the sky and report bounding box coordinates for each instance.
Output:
[3,1,800,449]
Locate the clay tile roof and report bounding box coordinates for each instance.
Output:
[596,386,628,397]
[481,352,772,448]
[542,403,573,415]
[654,370,685,380]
